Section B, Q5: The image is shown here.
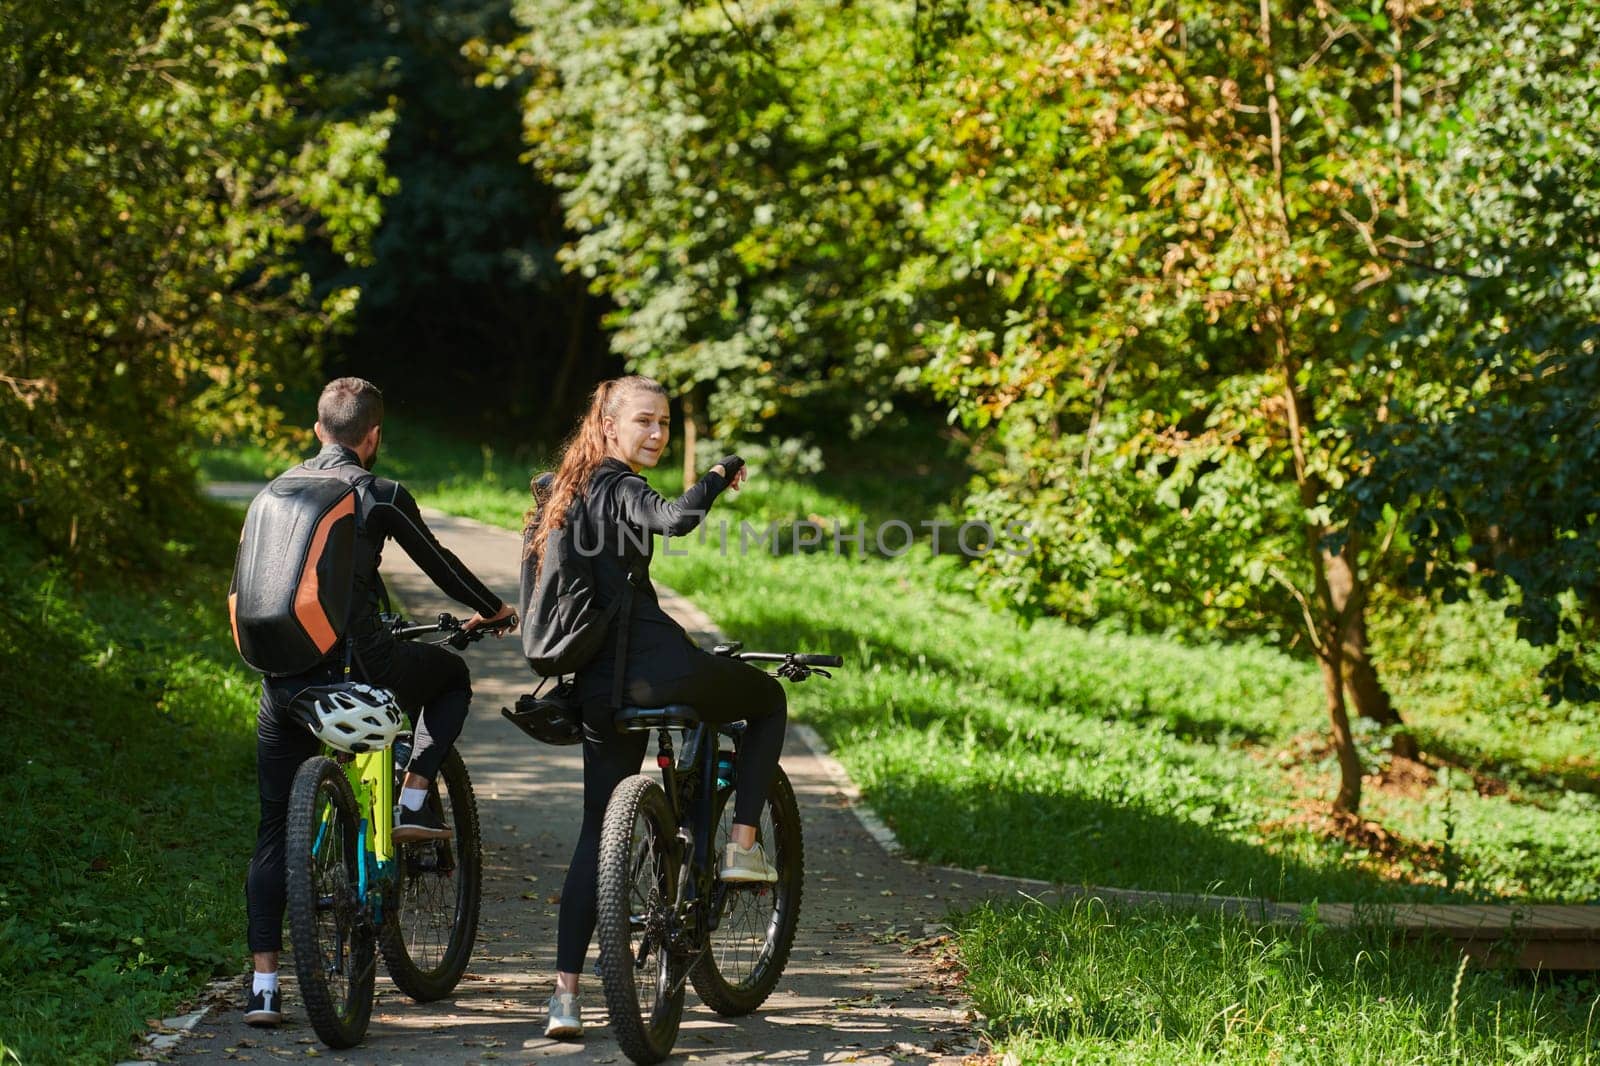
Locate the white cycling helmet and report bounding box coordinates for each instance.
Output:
[293,682,403,753]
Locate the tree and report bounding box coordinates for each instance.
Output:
[913,0,1460,811]
[0,0,391,567]
[494,0,1597,816]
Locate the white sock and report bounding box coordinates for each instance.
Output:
[252,971,278,995]
[400,787,429,811]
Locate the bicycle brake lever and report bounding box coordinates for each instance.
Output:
[776,660,811,683]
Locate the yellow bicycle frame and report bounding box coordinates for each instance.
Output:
[345,746,395,867]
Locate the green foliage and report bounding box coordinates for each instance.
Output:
[499,0,939,439]
[1352,0,1600,702]
[0,0,391,569]
[499,0,1600,814]
[0,516,259,1063]
[957,899,1600,1064]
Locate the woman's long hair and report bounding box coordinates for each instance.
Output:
[526,375,669,571]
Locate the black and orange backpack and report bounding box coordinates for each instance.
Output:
[229,465,375,676]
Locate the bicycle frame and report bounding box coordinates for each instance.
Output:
[313,746,396,922]
[651,722,742,948]
[313,609,502,921]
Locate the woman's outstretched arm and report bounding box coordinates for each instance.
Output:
[613,456,742,536]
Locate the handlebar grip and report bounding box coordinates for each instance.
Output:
[795,654,843,668]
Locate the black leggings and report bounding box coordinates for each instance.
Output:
[555,648,787,974]
[245,639,472,953]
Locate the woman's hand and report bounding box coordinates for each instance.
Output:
[711,455,747,490]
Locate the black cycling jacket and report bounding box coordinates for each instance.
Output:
[572,457,729,705]
[301,443,504,673]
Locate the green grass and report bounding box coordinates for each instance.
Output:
[649,544,1600,904]
[0,513,260,1064]
[1372,596,1600,794]
[955,898,1600,1064]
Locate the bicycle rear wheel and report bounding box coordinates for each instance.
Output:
[596,774,683,1065]
[285,757,375,1048]
[691,764,803,1015]
[378,747,483,1001]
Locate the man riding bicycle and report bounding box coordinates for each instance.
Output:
[240,378,516,1027]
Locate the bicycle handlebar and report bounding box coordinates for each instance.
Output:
[389,612,516,649]
[735,652,843,668]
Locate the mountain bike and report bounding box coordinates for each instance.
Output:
[596,642,841,1065]
[283,612,509,1048]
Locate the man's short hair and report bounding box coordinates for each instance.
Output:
[317,377,384,446]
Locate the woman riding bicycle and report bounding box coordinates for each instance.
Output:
[525,375,787,1040]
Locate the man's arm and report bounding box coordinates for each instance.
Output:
[369,481,505,617]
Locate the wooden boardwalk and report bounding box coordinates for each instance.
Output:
[1313,903,1600,970]
[1044,885,1600,970]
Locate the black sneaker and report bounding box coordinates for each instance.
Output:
[393,803,452,843]
[244,986,282,1027]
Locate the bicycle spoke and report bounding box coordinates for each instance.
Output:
[627,814,666,1011]
[309,785,356,1012]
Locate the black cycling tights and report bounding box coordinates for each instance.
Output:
[555,648,787,975]
[245,640,471,953]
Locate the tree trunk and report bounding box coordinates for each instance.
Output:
[1316,642,1363,813]
[1323,538,1418,759]
[547,279,587,424]
[681,387,699,491]
[1344,616,1418,759]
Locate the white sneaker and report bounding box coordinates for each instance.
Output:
[720,841,779,883]
[545,991,582,1039]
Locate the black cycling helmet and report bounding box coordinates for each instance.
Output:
[502,683,582,746]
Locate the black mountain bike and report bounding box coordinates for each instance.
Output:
[595,642,841,1065]
[284,612,508,1048]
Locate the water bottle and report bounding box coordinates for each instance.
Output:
[714,748,736,791]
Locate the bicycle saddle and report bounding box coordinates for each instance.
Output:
[614,704,701,731]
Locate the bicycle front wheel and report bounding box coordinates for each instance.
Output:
[285,757,375,1048]
[596,774,683,1066]
[691,764,803,1015]
[378,747,483,1001]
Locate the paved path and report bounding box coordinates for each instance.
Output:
[175,510,1008,1065]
